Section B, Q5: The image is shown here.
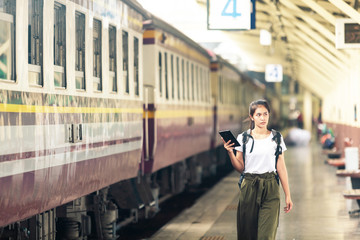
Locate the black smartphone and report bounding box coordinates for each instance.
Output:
[219,130,240,147]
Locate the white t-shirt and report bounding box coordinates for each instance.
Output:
[234,131,287,174]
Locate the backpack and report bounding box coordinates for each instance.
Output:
[238,129,282,188]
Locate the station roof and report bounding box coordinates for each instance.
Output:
[138,0,360,98]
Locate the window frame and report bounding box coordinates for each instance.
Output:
[0,0,15,82]
[164,52,169,100]
[133,36,139,96]
[54,1,66,89]
[176,56,180,100]
[181,59,185,100]
[92,18,102,92]
[75,10,86,90]
[158,51,163,98]
[122,30,129,95]
[28,0,44,87]
[109,24,117,93]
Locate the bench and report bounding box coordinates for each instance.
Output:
[336,169,360,215]
[336,169,360,178]
[327,158,345,169]
[323,149,344,168]
[343,189,360,200]
[323,137,353,169]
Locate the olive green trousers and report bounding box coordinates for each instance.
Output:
[237,172,280,240]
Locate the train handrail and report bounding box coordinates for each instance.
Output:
[145,87,150,161]
[152,89,157,159]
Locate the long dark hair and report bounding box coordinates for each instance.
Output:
[249,99,271,130]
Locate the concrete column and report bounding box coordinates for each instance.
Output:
[303,90,312,132]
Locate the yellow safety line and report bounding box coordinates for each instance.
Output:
[143,109,212,119]
[0,103,143,114]
[0,103,213,119]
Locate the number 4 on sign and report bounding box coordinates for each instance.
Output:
[222,0,242,18]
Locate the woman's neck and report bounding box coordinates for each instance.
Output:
[252,127,268,135]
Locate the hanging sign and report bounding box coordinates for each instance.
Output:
[265,64,283,82]
[207,0,256,30]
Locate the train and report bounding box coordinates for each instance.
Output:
[0,0,265,239]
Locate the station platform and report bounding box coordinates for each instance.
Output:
[149,143,360,240]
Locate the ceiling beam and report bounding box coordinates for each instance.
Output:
[295,48,337,83]
[329,0,360,24]
[281,10,349,63]
[290,20,349,63]
[299,0,337,24]
[291,28,348,71]
[280,0,336,43]
[296,62,332,97]
[285,33,342,86]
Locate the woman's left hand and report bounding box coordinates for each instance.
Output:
[284,196,293,213]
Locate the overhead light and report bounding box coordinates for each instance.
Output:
[260,29,272,46]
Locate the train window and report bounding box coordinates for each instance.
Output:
[201,68,204,102]
[226,81,229,104]
[294,80,299,94]
[181,59,185,100]
[204,70,207,102]
[186,61,189,101]
[122,30,129,94]
[231,82,235,105]
[28,0,43,86]
[205,70,209,102]
[195,65,198,101]
[207,71,210,102]
[171,54,174,99]
[54,2,66,88]
[134,36,139,96]
[207,70,210,102]
[191,63,194,101]
[229,81,232,104]
[218,76,222,104]
[164,52,168,99]
[226,80,228,104]
[205,69,209,102]
[0,0,15,81]
[200,68,203,102]
[176,57,180,100]
[204,69,207,102]
[93,19,102,91]
[109,25,117,92]
[158,52,162,97]
[75,11,85,90]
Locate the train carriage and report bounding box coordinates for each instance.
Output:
[210,55,245,148]
[141,15,213,183]
[0,0,146,238]
[0,0,268,238]
[210,55,265,160]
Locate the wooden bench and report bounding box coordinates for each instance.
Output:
[327,158,345,169]
[343,189,360,200]
[336,169,360,189]
[336,169,360,215]
[336,169,360,178]
[322,149,341,157]
[328,152,342,159]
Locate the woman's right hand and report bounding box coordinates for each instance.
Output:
[222,138,235,153]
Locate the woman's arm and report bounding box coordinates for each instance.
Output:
[222,139,244,173]
[276,153,293,213]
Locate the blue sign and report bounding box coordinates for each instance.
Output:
[265,64,283,82]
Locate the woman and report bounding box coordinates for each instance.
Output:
[222,99,293,240]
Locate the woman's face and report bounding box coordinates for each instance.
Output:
[250,105,269,129]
